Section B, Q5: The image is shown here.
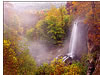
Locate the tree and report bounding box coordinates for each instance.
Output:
[17,49,37,75]
[4,39,37,75]
[34,6,70,46]
[4,40,18,75]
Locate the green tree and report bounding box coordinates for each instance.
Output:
[36,63,54,75]
[17,49,37,75]
[34,6,70,46]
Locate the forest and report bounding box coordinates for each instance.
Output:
[4,1,100,75]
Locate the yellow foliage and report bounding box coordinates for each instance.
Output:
[4,40,18,75]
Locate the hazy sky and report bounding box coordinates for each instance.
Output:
[10,2,67,11]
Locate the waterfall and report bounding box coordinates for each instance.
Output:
[63,21,78,62]
[68,22,78,58]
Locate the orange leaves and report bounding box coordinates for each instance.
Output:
[4,39,37,75]
[4,40,18,75]
[48,58,85,75]
[71,2,91,17]
[71,2,100,47]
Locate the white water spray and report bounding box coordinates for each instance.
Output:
[68,21,78,58]
[63,21,78,62]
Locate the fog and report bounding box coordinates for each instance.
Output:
[4,2,88,65]
[4,2,68,65]
[11,2,66,11]
[4,2,67,32]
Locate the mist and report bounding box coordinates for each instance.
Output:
[4,2,88,65]
[4,2,68,65]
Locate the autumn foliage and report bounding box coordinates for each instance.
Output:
[3,1,100,75]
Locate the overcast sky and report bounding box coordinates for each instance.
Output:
[9,2,67,11]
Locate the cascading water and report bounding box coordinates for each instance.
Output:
[56,19,88,62]
[68,22,78,58]
[63,21,78,62]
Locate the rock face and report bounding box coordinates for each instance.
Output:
[92,53,100,75]
[66,2,100,74]
[87,25,100,75]
[66,2,100,75]
[87,2,100,75]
